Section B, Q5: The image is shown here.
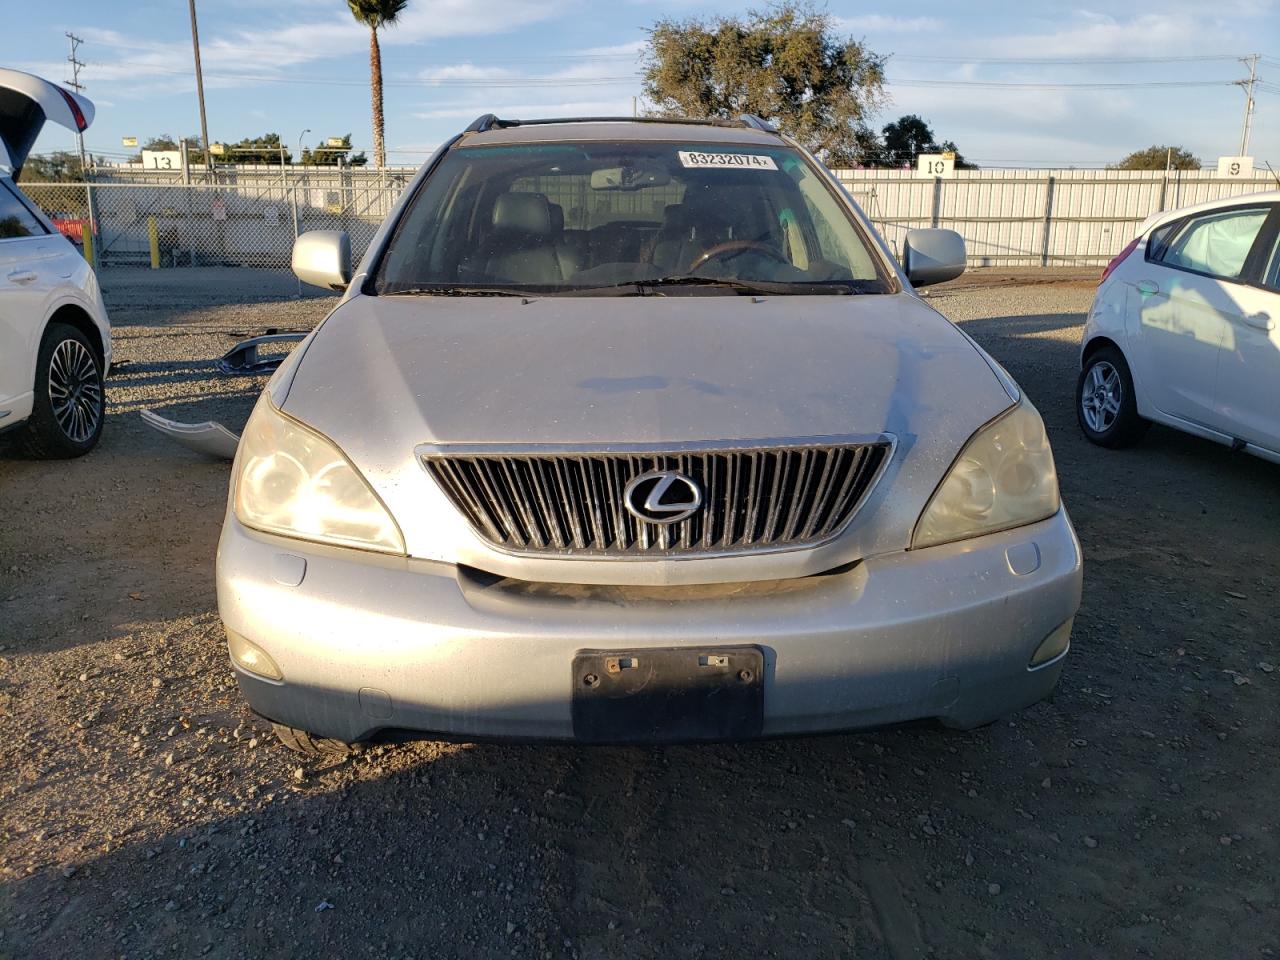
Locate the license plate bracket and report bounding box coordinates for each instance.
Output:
[571,646,764,743]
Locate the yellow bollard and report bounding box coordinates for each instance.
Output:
[148,216,160,269]
[82,222,95,268]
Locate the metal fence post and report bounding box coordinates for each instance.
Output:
[291,184,302,297]
[83,181,98,269]
[1039,175,1056,268]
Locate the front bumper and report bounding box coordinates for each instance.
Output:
[216,509,1083,743]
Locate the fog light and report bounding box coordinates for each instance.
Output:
[1029,619,1072,669]
[226,628,283,681]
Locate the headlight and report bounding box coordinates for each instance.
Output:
[912,399,1060,549]
[233,397,405,554]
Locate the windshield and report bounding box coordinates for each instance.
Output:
[373,140,893,296]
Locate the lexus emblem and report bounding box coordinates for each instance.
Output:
[623,470,703,524]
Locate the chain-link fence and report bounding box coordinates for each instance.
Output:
[21,180,404,270]
[21,168,1280,271]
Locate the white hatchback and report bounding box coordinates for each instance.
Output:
[0,68,110,458]
[1079,191,1280,461]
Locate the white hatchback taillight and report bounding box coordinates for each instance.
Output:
[1100,236,1141,284]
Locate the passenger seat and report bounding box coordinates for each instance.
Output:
[481,193,576,284]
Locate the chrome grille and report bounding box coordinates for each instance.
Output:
[423,441,890,557]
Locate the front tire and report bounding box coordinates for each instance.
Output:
[18,322,105,459]
[271,722,354,757]
[1076,345,1148,448]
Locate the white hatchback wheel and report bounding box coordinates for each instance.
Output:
[1080,360,1122,433]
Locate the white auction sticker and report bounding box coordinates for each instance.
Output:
[678,151,778,171]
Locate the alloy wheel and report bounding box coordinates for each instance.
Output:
[1080,360,1121,433]
[48,338,102,444]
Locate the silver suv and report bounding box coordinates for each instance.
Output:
[216,115,1082,753]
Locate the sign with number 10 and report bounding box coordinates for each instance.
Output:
[917,153,955,178]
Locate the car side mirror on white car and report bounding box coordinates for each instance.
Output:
[292,230,352,291]
[902,229,966,287]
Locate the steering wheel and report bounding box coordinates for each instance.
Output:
[687,240,789,273]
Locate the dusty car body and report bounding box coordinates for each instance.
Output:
[216,115,1082,751]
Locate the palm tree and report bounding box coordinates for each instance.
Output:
[347,0,409,168]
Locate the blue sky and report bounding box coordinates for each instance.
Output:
[6,0,1279,168]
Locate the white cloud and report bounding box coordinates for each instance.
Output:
[981,12,1228,58]
[415,60,640,86]
[575,40,647,57]
[413,98,632,121]
[418,64,517,82]
[30,1,566,93]
[875,8,1279,164]
[831,15,943,34]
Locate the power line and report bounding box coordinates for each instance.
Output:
[889,53,1246,65]
[132,65,1249,92]
[888,78,1236,90]
[125,65,638,87]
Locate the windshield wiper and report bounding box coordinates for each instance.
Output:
[384,286,532,297]
[588,276,866,296]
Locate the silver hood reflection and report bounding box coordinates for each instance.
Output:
[274,292,1016,585]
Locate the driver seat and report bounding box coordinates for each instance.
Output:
[651,197,732,274]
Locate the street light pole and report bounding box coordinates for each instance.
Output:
[188,0,212,170]
[297,128,311,166]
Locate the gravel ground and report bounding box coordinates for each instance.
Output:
[1,269,1277,960]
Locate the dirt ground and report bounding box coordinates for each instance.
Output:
[1,269,1277,960]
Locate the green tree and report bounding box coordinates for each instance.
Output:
[1112,145,1200,171]
[17,151,86,183]
[881,114,934,164]
[301,134,368,167]
[878,114,975,169]
[223,132,292,165]
[129,135,204,164]
[642,2,886,165]
[937,141,974,169]
[347,0,410,168]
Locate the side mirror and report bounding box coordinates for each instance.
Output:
[292,230,351,291]
[902,229,965,287]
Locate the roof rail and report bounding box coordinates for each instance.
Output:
[738,114,778,133]
[462,115,782,133]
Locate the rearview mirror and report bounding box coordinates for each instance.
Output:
[590,165,671,191]
[902,229,965,287]
[292,230,351,291]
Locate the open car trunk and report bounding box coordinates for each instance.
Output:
[0,68,94,177]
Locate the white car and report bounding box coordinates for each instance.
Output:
[1080,191,1280,461]
[0,68,110,458]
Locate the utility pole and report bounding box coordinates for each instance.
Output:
[188,0,212,170]
[1236,54,1261,156]
[65,33,87,170]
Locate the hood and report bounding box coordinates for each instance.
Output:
[0,68,94,177]
[283,292,1011,446]
[276,292,1017,584]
